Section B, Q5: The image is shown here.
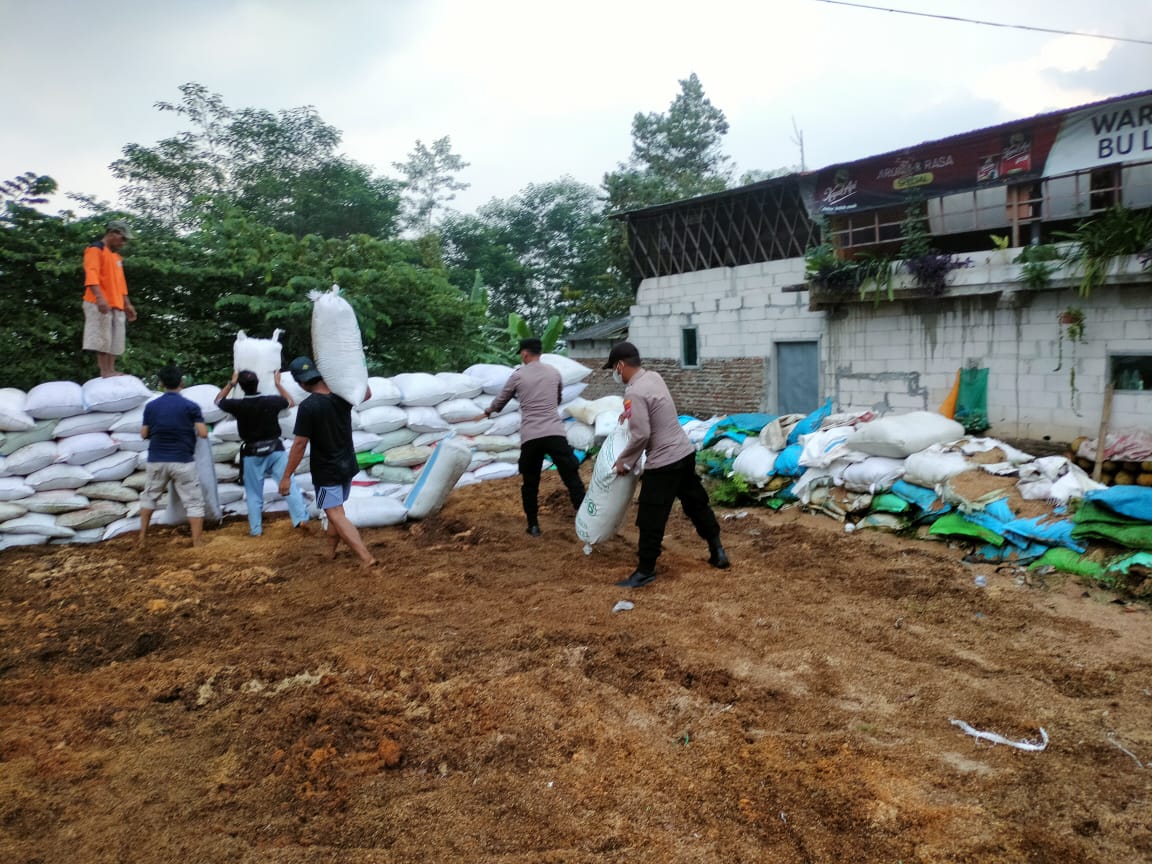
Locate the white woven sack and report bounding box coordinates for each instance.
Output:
[0,420,58,456]
[565,396,623,426]
[575,421,637,550]
[435,372,484,399]
[80,481,138,503]
[0,501,27,521]
[108,406,147,433]
[405,441,471,519]
[561,382,588,403]
[454,471,479,488]
[594,409,622,440]
[468,450,495,469]
[57,501,128,531]
[86,451,139,482]
[25,381,85,420]
[26,463,94,491]
[566,421,595,452]
[110,432,148,452]
[471,434,519,453]
[474,394,518,415]
[344,495,408,528]
[212,441,241,463]
[216,483,245,505]
[413,430,453,447]
[732,444,779,484]
[383,444,433,467]
[393,373,452,407]
[81,376,151,412]
[102,516,141,541]
[310,285,369,405]
[486,412,521,437]
[22,490,89,514]
[840,457,907,493]
[358,405,408,434]
[55,412,121,437]
[474,461,518,481]
[846,411,965,459]
[0,477,34,501]
[371,427,419,452]
[437,398,482,424]
[492,449,521,464]
[405,406,451,433]
[352,430,382,453]
[798,427,856,470]
[360,377,403,408]
[56,432,118,466]
[464,364,514,395]
[0,533,49,550]
[0,511,75,538]
[540,353,592,385]
[451,418,492,437]
[903,446,976,489]
[210,419,242,442]
[178,385,226,425]
[50,528,105,545]
[278,407,297,439]
[233,329,283,395]
[0,388,35,432]
[6,441,59,475]
[369,464,416,483]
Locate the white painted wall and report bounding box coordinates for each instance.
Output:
[627,251,1152,442]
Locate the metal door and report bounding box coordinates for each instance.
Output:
[776,341,819,415]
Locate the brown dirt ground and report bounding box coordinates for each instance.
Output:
[2,467,1152,864]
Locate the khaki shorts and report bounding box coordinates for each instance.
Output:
[82,302,126,355]
[140,462,205,517]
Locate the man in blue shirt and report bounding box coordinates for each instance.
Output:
[139,365,209,547]
[215,368,309,536]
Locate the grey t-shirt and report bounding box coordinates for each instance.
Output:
[490,360,566,442]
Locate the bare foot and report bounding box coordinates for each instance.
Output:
[359,557,379,570]
[325,536,339,559]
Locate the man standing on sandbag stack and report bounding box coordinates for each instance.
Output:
[606,341,729,588]
[280,356,376,569]
[83,220,138,378]
[215,369,310,537]
[483,337,586,537]
[138,365,208,548]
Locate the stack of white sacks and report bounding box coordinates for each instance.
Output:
[0,353,626,550]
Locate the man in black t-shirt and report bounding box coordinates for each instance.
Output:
[280,356,376,568]
[216,369,310,536]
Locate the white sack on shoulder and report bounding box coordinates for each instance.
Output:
[232,330,283,395]
[310,285,369,405]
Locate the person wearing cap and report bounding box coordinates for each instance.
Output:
[605,341,730,588]
[279,356,376,568]
[216,369,309,537]
[483,337,586,536]
[138,365,209,548]
[82,220,138,378]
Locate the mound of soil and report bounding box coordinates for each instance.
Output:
[2,470,1150,863]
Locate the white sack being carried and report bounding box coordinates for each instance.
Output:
[181,385,227,425]
[393,373,452,407]
[310,284,369,405]
[732,443,779,484]
[25,381,86,420]
[233,329,283,394]
[465,364,514,395]
[164,437,222,523]
[404,440,471,520]
[846,411,964,458]
[435,372,484,399]
[0,389,35,432]
[576,420,637,552]
[82,376,152,412]
[344,495,408,528]
[360,376,403,408]
[541,353,593,386]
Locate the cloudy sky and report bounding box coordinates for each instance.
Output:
[3,0,1149,215]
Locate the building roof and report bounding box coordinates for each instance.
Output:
[564,315,630,342]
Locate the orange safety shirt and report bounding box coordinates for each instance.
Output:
[82,241,128,309]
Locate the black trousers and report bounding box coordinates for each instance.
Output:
[636,452,720,572]
[518,435,586,526]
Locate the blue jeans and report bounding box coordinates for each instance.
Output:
[242,450,308,535]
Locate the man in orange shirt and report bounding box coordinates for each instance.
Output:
[83,220,138,377]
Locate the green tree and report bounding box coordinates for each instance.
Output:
[392,136,470,234]
[112,83,399,238]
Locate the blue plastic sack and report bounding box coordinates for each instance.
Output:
[772,443,805,477]
[701,413,777,448]
[1084,487,1152,522]
[891,479,949,513]
[786,397,833,445]
[1002,516,1086,553]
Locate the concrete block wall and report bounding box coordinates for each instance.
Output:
[574,359,766,419]
[624,253,1152,441]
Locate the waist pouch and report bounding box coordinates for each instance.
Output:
[242,438,281,458]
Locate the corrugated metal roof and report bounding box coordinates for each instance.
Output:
[564,315,630,341]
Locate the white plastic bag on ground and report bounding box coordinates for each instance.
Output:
[405,441,471,519]
[310,284,369,405]
[82,376,152,412]
[846,411,965,459]
[576,421,637,552]
[233,329,283,394]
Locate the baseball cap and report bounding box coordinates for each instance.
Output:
[106,220,133,240]
[603,341,641,369]
[288,356,322,384]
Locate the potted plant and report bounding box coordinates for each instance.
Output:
[1055,306,1086,411]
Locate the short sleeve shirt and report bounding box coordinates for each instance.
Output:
[218,395,288,444]
[293,392,358,487]
[83,241,128,309]
[143,392,204,463]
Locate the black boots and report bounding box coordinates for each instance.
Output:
[527,524,541,537]
[615,569,656,588]
[708,538,730,569]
